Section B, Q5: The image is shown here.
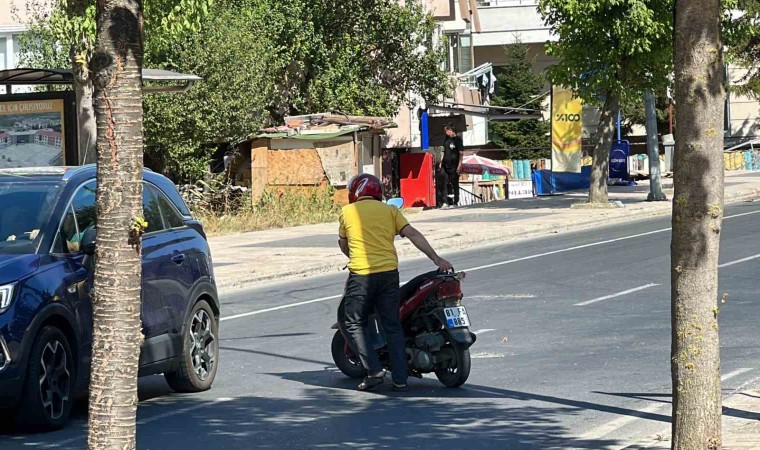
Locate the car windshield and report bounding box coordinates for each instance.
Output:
[0,180,62,254]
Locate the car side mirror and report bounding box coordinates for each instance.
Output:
[81,228,97,255]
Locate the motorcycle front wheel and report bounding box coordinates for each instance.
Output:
[331,330,367,379]
[435,344,471,387]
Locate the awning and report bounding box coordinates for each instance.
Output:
[429,103,543,122]
[0,68,202,93]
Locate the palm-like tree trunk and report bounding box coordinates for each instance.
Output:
[671,0,725,448]
[87,0,145,448]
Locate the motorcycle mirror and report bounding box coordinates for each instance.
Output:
[386,198,404,209]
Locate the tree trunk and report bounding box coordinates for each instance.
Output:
[73,63,97,164]
[87,0,145,448]
[67,0,97,165]
[588,90,620,204]
[645,91,666,201]
[671,0,725,449]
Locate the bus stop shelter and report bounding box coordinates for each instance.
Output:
[0,68,200,167]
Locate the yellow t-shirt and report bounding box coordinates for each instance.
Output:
[339,199,410,275]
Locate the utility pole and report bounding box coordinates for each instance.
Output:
[645,91,666,201]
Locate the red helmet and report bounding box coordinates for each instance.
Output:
[347,174,383,203]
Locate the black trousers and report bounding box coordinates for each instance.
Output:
[338,270,408,384]
[436,167,460,206]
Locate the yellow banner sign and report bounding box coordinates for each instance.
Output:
[551,87,583,173]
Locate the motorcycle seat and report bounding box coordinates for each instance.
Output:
[399,270,439,300]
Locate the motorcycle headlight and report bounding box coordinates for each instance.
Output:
[0,284,15,313]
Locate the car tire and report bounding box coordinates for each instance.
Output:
[165,300,219,393]
[16,326,75,430]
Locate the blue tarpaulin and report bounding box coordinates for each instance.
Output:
[532,166,592,195]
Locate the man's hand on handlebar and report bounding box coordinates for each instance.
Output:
[434,256,453,272]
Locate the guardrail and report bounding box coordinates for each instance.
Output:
[458,187,485,206]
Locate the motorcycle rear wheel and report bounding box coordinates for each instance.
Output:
[331,330,368,379]
[435,344,471,387]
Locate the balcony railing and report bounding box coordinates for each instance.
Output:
[476,0,538,6]
[455,62,493,89]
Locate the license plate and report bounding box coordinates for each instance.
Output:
[444,306,470,328]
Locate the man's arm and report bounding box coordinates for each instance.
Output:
[456,137,464,172]
[338,237,350,258]
[400,225,452,271]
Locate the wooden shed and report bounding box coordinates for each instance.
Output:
[243,113,395,205]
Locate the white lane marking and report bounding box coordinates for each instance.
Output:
[219,209,760,322]
[452,209,758,274]
[581,402,668,441]
[582,368,754,443]
[719,253,760,268]
[721,367,753,381]
[472,328,497,335]
[45,397,236,448]
[220,294,342,322]
[574,284,660,307]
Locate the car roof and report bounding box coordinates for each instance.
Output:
[0,164,192,217]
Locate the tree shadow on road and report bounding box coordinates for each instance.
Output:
[139,386,621,450]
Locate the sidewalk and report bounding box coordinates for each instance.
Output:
[626,389,760,449]
[209,171,760,292]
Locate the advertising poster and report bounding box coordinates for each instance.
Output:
[551,87,583,173]
[0,99,66,168]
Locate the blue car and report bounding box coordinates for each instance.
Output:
[0,165,220,430]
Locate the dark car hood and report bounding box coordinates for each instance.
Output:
[0,254,41,285]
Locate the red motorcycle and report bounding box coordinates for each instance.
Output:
[331,270,476,387]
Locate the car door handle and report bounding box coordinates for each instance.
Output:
[172,254,186,265]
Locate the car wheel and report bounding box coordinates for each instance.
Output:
[16,326,75,430]
[165,300,219,392]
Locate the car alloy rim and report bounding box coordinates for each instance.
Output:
[190,310,216,381]
[39,340,71,420]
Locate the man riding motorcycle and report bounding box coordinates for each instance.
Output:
[338,174,452,391]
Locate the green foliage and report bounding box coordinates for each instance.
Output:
[538,0,674,106]
[143,2,275,181]
[15,0,95,69]
[18,0,450,183]
[724,0,760,99]
[621,93,673,135]
[258,0,450,120]
[488,43,550,160]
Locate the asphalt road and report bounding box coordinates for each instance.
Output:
[3,201,760,449]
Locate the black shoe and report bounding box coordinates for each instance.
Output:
[358,370,386,391]
[392,382,409,392]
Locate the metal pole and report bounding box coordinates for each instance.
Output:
[645,91,666,201]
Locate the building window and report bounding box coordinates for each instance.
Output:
[444,33,474,74]
[0,37,6,70]
[12,34,20,68]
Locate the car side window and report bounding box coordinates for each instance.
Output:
[56,181,96,253]
[143,185,165,234]
[71,181,97,237]
[57,206,80,253]
[155,189,185,229]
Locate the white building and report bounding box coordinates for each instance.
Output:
[0,0,26,93]
[471,0,760,142]
[383,0,493,152]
